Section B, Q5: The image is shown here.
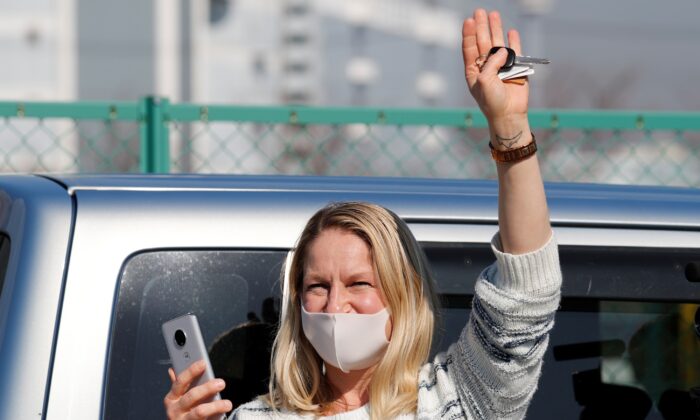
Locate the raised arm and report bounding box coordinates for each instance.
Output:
[462,9,551,255]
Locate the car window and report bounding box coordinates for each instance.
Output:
[104,250,286,419]
[104,242,700,419]
[0,233,9,301]
[427,242,700,420]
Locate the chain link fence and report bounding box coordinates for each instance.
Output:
[2,98,699,187]
[0,102,142,173]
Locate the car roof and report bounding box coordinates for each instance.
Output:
[42,174,700,229]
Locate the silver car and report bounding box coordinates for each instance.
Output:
[0,174,699,419]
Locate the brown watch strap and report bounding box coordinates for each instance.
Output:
[489,133,538,163]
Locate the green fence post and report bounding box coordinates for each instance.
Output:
[139,96,170,173]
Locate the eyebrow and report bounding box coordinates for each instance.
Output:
[346,272,375,282]
[302,271,376,283]
[302,273,327,283]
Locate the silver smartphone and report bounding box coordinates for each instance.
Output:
[162,313,221,402]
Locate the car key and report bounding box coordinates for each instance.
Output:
[488,46,550,72]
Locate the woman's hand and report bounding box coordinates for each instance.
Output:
[164,360,233,420]
[462,8,551,254]
[462,9,529,125]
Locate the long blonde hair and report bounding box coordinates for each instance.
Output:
[265,202,439,419]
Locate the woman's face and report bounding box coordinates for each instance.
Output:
[301,228,386,316]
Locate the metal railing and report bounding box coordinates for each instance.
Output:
[1,96,699,187]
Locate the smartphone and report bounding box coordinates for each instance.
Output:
[162,313,221,402]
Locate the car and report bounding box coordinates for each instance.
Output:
[0,174,699,419]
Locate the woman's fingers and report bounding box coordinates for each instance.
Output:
[462,9,530,119]
[508,29,522,56]
[474,9,492,54]
[480,48,508,76]
[167,360,206,399]
[178,379,226,412]
[184,399,233,420]
[164,362,231,419]
[462,18,480,88]
[488,11,505,48]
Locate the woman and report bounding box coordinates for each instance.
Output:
[164,8,561,419]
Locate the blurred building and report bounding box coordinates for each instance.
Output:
[2,0,700,111]
[0,0,75,100]
[0,0,470,106]
[200,0,466,107]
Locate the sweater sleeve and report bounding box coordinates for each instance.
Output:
[448,233,562,420]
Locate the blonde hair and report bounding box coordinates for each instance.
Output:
[264,202,439,419]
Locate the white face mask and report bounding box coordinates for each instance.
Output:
[300,304,390,373]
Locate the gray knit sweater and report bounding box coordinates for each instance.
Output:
[230,234,561,419]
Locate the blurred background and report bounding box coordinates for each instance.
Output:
[0,0,698,185]
[3,0,699,109]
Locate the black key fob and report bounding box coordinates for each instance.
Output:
[488,46,516,71]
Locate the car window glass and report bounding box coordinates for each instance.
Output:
[441,300,700,419]
[426,242,700,419]
[104,241,700,419]
[0,234,9,301]
[104,250,286,419]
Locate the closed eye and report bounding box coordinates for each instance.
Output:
[305,283,328,292]
[351,281,372,287]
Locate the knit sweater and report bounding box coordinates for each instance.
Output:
[230,233,562,420]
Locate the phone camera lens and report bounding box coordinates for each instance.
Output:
[174,329,187,347]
